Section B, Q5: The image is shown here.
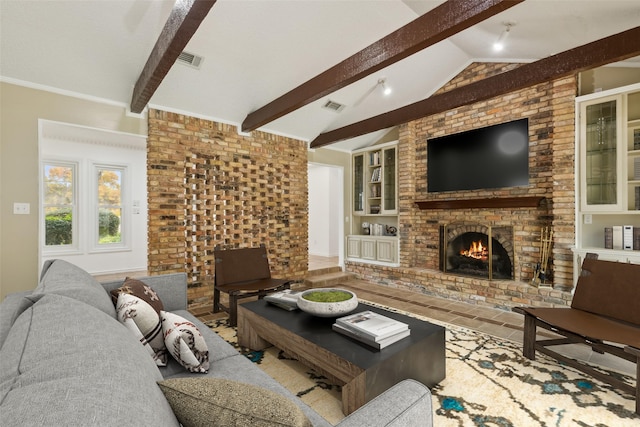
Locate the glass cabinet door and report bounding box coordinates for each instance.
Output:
[581,95,623,211]
[353,154,364,213]
[382,147,397,213]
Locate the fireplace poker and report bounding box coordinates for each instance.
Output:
[533,227,553,287]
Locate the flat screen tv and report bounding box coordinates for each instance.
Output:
[427,118,529,193]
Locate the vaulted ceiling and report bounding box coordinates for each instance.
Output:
[2,0,639,151]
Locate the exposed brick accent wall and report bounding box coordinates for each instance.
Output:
[147,110,308,310]
[347,63,578,310]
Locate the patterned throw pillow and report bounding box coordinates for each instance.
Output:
[161,311,209,373]
[116,293,168,366]
[157,378,312,427]
[110,277,164,314]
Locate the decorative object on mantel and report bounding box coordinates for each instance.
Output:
[532,226,553,288]
[414,196,546,210]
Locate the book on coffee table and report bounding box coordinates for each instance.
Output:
[264,289,302,311]
[336,310,409,342]
[332,323,410,350]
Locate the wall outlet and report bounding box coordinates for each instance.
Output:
[13,202,30,215]
[583,214,592,224]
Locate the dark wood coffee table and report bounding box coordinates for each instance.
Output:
[237,300,446,415]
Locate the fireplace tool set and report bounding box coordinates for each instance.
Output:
[532,226,553,287]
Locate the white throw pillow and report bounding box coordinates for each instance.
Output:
[161,311,209,373]
[116,293,168,366]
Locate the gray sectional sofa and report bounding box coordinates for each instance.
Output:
[0,259,433,426]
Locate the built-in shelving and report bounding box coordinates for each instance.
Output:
[348,141,399,265]
[573,83,640,282]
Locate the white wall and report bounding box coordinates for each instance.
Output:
[308,164,341,257]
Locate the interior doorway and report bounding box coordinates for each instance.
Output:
[308,163,343,270]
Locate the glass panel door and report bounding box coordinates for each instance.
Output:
[382,147,396,213]
[353,154,364,212]
[585,100,617,206]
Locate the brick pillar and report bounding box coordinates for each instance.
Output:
[550,76,578,291]
[398,121,417,268]
[147,110,308,310]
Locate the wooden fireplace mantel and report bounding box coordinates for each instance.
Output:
[414,196,546,210]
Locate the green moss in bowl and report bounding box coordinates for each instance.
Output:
[302,290,353,303]
[297,288,358,317]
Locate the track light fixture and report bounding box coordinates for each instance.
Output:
[493,22,514,52]
[378,78,392,96]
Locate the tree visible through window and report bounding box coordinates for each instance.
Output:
[44,163,76,246]
[97,167,123,244]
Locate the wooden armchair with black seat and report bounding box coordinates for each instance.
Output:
[213,245,291,326]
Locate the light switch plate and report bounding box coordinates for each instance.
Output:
[13,202,30,214]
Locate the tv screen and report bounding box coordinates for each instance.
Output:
[427,118,529,193]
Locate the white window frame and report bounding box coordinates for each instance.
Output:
[41,159,81,255]
[39,119,147,275]
[90,162,131,253]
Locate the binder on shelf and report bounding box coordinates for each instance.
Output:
[634,227,640,251]
[604,227,613,249]
[612,226,623,250]
[623,226,633,251]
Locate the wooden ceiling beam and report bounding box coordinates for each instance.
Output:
[310,26,640,149]
[241,0,524,132]
[130,0,216,114]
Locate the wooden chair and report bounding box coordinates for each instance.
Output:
[213,245,291,326]
[513,258,640,414]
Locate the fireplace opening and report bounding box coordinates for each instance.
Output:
[440,225,514,280]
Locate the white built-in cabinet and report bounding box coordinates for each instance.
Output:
[574,83,640,282]
[347,141,399,265]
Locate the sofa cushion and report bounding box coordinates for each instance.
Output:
[0,292,41,350]
[101,273,188,313]
[110,277,165,314]
[0,293,178,426]
[158,377,312,427]
[116,293,168,366]
[161,311,209,373]
[35,259,116,317]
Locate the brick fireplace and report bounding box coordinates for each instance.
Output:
[345,63,577,310]
[440,222,514,281]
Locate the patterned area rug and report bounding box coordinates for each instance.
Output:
[205,302,638,426]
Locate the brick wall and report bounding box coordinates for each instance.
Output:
[147,110,308,310]
[347,63,578,310]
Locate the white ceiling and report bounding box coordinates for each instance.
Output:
[2,0,639,151]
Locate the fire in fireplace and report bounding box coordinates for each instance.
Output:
[440,225,514,280]
[460,240,488,260]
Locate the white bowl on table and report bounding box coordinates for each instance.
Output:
[296,288,358,317]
